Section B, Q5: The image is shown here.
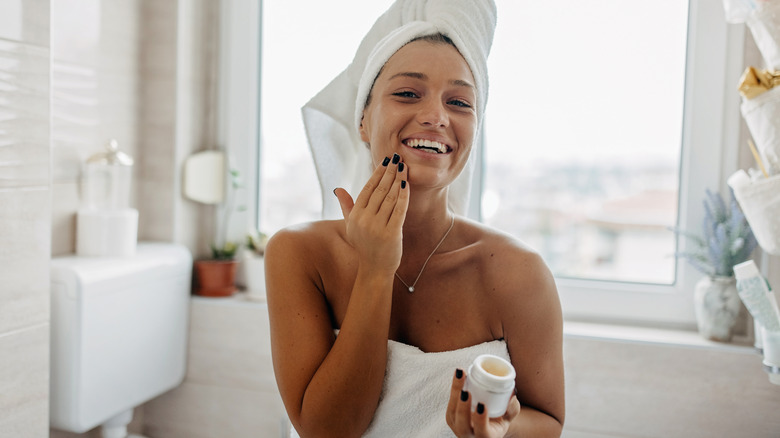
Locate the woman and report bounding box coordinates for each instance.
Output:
[266,2,564,437]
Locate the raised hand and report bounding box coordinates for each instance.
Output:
[333,154,409,275]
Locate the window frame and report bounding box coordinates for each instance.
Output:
[471,0,744,328]
[228,0,747,328]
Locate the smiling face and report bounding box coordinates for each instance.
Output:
[359,39,478,190]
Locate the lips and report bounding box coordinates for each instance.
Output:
[403,138,451,154]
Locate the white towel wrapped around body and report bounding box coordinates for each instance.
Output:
[364,338,510,437]
[290,337,510,438]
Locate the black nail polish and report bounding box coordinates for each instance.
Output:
[398,162,404,172]
[455,368,463,379]
[476,403,485,415]
[382,157,390,166]
[401,180,407,189]
[392,153,400,164]
[460,390,468,402]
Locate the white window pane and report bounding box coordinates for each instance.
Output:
[484,0,689,284]
[259,1,393,234]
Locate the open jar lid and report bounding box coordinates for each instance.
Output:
[86,139,134,166]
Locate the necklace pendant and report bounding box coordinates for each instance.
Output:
[408,286,415,293]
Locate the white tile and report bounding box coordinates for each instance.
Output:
[50,0,101,67]
[0,40,50,190]
[0,188,50,334]
[0,0,49,46]
[137,180,175,242]
[50,181,79,256]
[186,301,276,392]
[0,325,49,438]
[563,337,780,438]
[143,382,285,438]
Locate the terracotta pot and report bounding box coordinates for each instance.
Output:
[194,259,239,297]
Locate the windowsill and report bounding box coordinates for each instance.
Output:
[190,291,267,306]
[563,320,757,355]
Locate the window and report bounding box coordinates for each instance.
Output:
[257,1,391,232]
[253,0,743,327]
[484,0,688,286]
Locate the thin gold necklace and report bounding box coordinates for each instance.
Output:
[395,214,456,293]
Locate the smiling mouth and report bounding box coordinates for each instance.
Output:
[404,138,450,154]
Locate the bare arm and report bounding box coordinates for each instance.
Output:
[446,248,565,437]
[267,156,408,438]
[502,251,565,436]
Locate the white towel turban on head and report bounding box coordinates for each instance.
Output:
[302,0,497,219]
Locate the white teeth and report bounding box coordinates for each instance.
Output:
[406,139,447,153]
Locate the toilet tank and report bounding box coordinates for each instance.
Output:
[50,242,192,433]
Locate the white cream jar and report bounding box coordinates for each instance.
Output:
[464,354,516,417]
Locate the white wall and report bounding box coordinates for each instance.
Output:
[0,1,52,436]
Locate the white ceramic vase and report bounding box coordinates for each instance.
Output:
[241,253,266,301]
[693,276,741,342]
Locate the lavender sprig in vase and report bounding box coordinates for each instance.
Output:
[672,189,758,341]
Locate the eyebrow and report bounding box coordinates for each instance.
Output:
[389,71,475,90]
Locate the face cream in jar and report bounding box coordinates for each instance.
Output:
[464,354,516,417]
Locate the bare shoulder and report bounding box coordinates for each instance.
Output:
[266,220,344,257]
[265,220,346,282]
[456,217,559,329]
[459,217,554,291]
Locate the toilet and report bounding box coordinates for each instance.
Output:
[49,242,192,438]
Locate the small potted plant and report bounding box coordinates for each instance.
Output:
[194,241,240,297]
[194,168,243,297]
[240,229,269,301]
[672,188,758,341]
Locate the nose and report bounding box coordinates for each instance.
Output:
[417,98,448,128]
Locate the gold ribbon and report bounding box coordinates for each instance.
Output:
[738,66,780,99]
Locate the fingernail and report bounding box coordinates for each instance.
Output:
[476,403,485,415]
[460,390,468,402]
[398,162,404,172]
[382,157,390,166]
[455,368,463,379]
[401,180,407,189]
[392,153,400,164]
[332,188,338,196]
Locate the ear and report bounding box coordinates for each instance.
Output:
[359,114,370,143]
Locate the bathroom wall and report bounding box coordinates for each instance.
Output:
[0,0,217,436]
[0,1,52,436]
[49,0,214,259]
[141,297,286,438]
[47,0,218,436]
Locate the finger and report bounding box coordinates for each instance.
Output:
[387,164,410,230]
[446,369,466,428]
[333,187,355,220]
[503,395,521,421]
[366,154,401,213]
[355,156,391,209]
[377,162,406,222]
[453,389,473,436]
[471,402,489,437]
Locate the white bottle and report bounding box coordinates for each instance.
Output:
[734,260,780,385]
[464,354,516,418]
[734,260,780,332]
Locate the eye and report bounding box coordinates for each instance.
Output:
[448,99,472,108]
[392,91,419,99]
